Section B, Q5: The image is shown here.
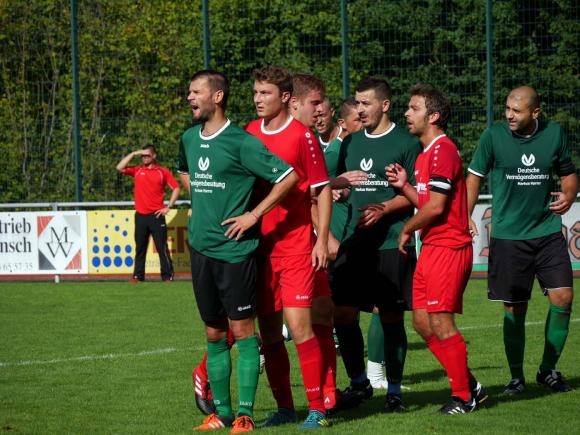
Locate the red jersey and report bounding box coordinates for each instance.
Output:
[246,116,329,256]
[122,164,178,214]
[414,134,471,248]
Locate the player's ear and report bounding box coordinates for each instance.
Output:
[213,89,224,105]
[531,106,541,120]
[290,95,299,111]
[381,99,391,113]
[281,91,291,104]
[429,111,441,126]
[337,118,346,129]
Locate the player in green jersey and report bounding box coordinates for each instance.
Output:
[467,85,577,395]
[178,70,299,433]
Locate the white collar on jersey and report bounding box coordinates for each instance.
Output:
[364,122,396,138]
[199,119,231,140]
[423,134,447,153]
[319,125,343,148]
[260,115,293,135]
[513,119,539,139]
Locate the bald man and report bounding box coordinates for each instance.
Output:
[466,86,577,395]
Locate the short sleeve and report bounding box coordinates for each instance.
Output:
[122,166,137,177]
[554,127,576,176]
[162,167,179,189]
[429,143,461,195]
[240,136,294,184]
[299,131,329,188]
[468,128,493,177]
[176,136,189,174]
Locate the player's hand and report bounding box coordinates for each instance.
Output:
[385,163,407,189]
[468,216,479,238]
[154,207,170,218]
[398,229,412,255]
[133,149,145,156]
[357,203,386,228]
[332,189,342,202]
[312,239,329,271]
[549,191,574,215]
[327,235,340,261]
[222,212,258,240]
[336,170,368,187]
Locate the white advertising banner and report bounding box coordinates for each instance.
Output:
[0,211,88,274]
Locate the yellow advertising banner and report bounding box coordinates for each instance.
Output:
[86,210,190,276]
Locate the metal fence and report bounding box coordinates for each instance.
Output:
[1,0,578,204]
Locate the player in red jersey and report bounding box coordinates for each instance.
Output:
[246,66,332,429]
[386,84,487,414]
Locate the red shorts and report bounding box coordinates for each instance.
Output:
[257,254,316,315]
[413,244,472,314]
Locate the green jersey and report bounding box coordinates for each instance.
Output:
[177,120,293,262]
[469,120,575,240]
[337,123,421,250]
[319,128,350,241]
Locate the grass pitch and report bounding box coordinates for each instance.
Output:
[1,279,579,434]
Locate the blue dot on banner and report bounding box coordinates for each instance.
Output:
[111,213,115,218]
[93,236,98,243]
[114,245,121,254]
[115,225,120,232]
[122,230,128,237]
[125,217,129,222]
[92,257,101,267]
[105,224,109,229]
[125,245,132,253]
[104,236,109,243]
[125,256,134,267]
[104,245,111,254]
[92,246,100,254]
[103,257,112,267]
[114,256,122,267]
[93,229,97,233]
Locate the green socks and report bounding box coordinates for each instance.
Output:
[540,304,571,372]
[381,321,407,386]
[503,310,526,379]
[367,312,385,364]
[236,335,260,418]
[207,339,233,419]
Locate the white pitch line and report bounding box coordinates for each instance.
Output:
[1,318,578,369]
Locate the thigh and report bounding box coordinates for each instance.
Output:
[149,215,168,246]
[190,249,224,323]
[375,247,416,313]
[535,232,573,292]
[488,238,535,303]
[279,254,316,308]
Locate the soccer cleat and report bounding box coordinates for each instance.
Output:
[383,393,406,413]
[470,380,488,405]
[503,378,525,395]
[301,409,330,430]
[230,415,254,434]
[342,379,373,401]
[325,389,362,415]
[193,366,216,415]
[129,277,143,283]
[438,397,476,415]
[193,413,233,431]
[257,408,297,428]
[536,370,573,393]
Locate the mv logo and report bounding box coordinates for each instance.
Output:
[198,157,210,171]
[521,153,535,167]
[360,158,373,171]
[46,227,73,257]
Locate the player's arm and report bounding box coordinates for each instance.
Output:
[155,185,181,218]
[357,194,413,229]
[116,150,141,172]
[466,172,483,236]
[330,171,368,189]
[311,198,340,261]
[385,163,418,207]
[551,172,578,215]
[178,172,191,195]
[311,183,332,269]
[223,171,299,240]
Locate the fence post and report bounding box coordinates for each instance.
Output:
[202,0,210,69]
[340,0,350,98]
[70,0,83,202]
[485,0,493,128]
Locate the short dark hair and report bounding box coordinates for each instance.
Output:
[355,76,392,101]
[338,96,357,119]
[410,83,451,129]
[142,144,157,154]
[253,65,293,95]
[292,73,325,100]
[190,70,230,110]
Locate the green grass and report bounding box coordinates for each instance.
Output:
[1,280,579,434]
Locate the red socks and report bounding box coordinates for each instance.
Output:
[262,340,294,410]
[295,336,325,412]
[313,324,337,410]
[437,333,471,402]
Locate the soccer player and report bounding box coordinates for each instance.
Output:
[177,69,299,433]
[245,67,332,429]
[466,85,577,394]
[331,76,421,413]
[336,96,363,135]
[116,145,179,282]
[387,83,486,414]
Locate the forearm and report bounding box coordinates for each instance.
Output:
[403,202,442,234]
[178,173,191,195]
[466,173,482,216]
[116,152,136,172]
[250,172,298,219]
[167,187,180,208]
[561,173,578,202]
[314,184,332,243]
[398,181,418,208]
[383,193,414,215]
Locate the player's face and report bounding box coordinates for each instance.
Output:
[253,81,288,120]
[339,108,363,134]
[294,90,323,128]
[355,89,386,132]
[505,95,538,135]
[187,78,215,123]
[405,95,429,137]
[315,102,334,135]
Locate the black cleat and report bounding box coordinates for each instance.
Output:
[342,379,373,401]
[536,370,573,393]
[326,389,362,415]
[383,394,406,413]
[193,366,216,415]
[470,379,488,405]
[504,378,525,395]
[439,396,476,415]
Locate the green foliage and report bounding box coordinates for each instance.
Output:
[0,0,578,202]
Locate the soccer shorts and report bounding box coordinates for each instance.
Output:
[413,243,472,314]
[331,246,415,313]
[257,254,317,316]
[190,249,256,322]
[313,269,331,298]
[488,232,573,303]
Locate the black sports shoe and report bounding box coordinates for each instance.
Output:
[342,379,373,401]
[438,396,476,415]
[536,370,573,393]
[503,378,525,395]
[326,389,362,415]
[383,394,406,413]
[469,379,488,405]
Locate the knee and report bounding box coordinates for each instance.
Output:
[549,287,573,308]
[229,318,255,341]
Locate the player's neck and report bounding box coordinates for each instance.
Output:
[367,116,392,136]
[262,109,291,132]
[419,128,445,149]
[202,113,228,137]
[320,124,339,143]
